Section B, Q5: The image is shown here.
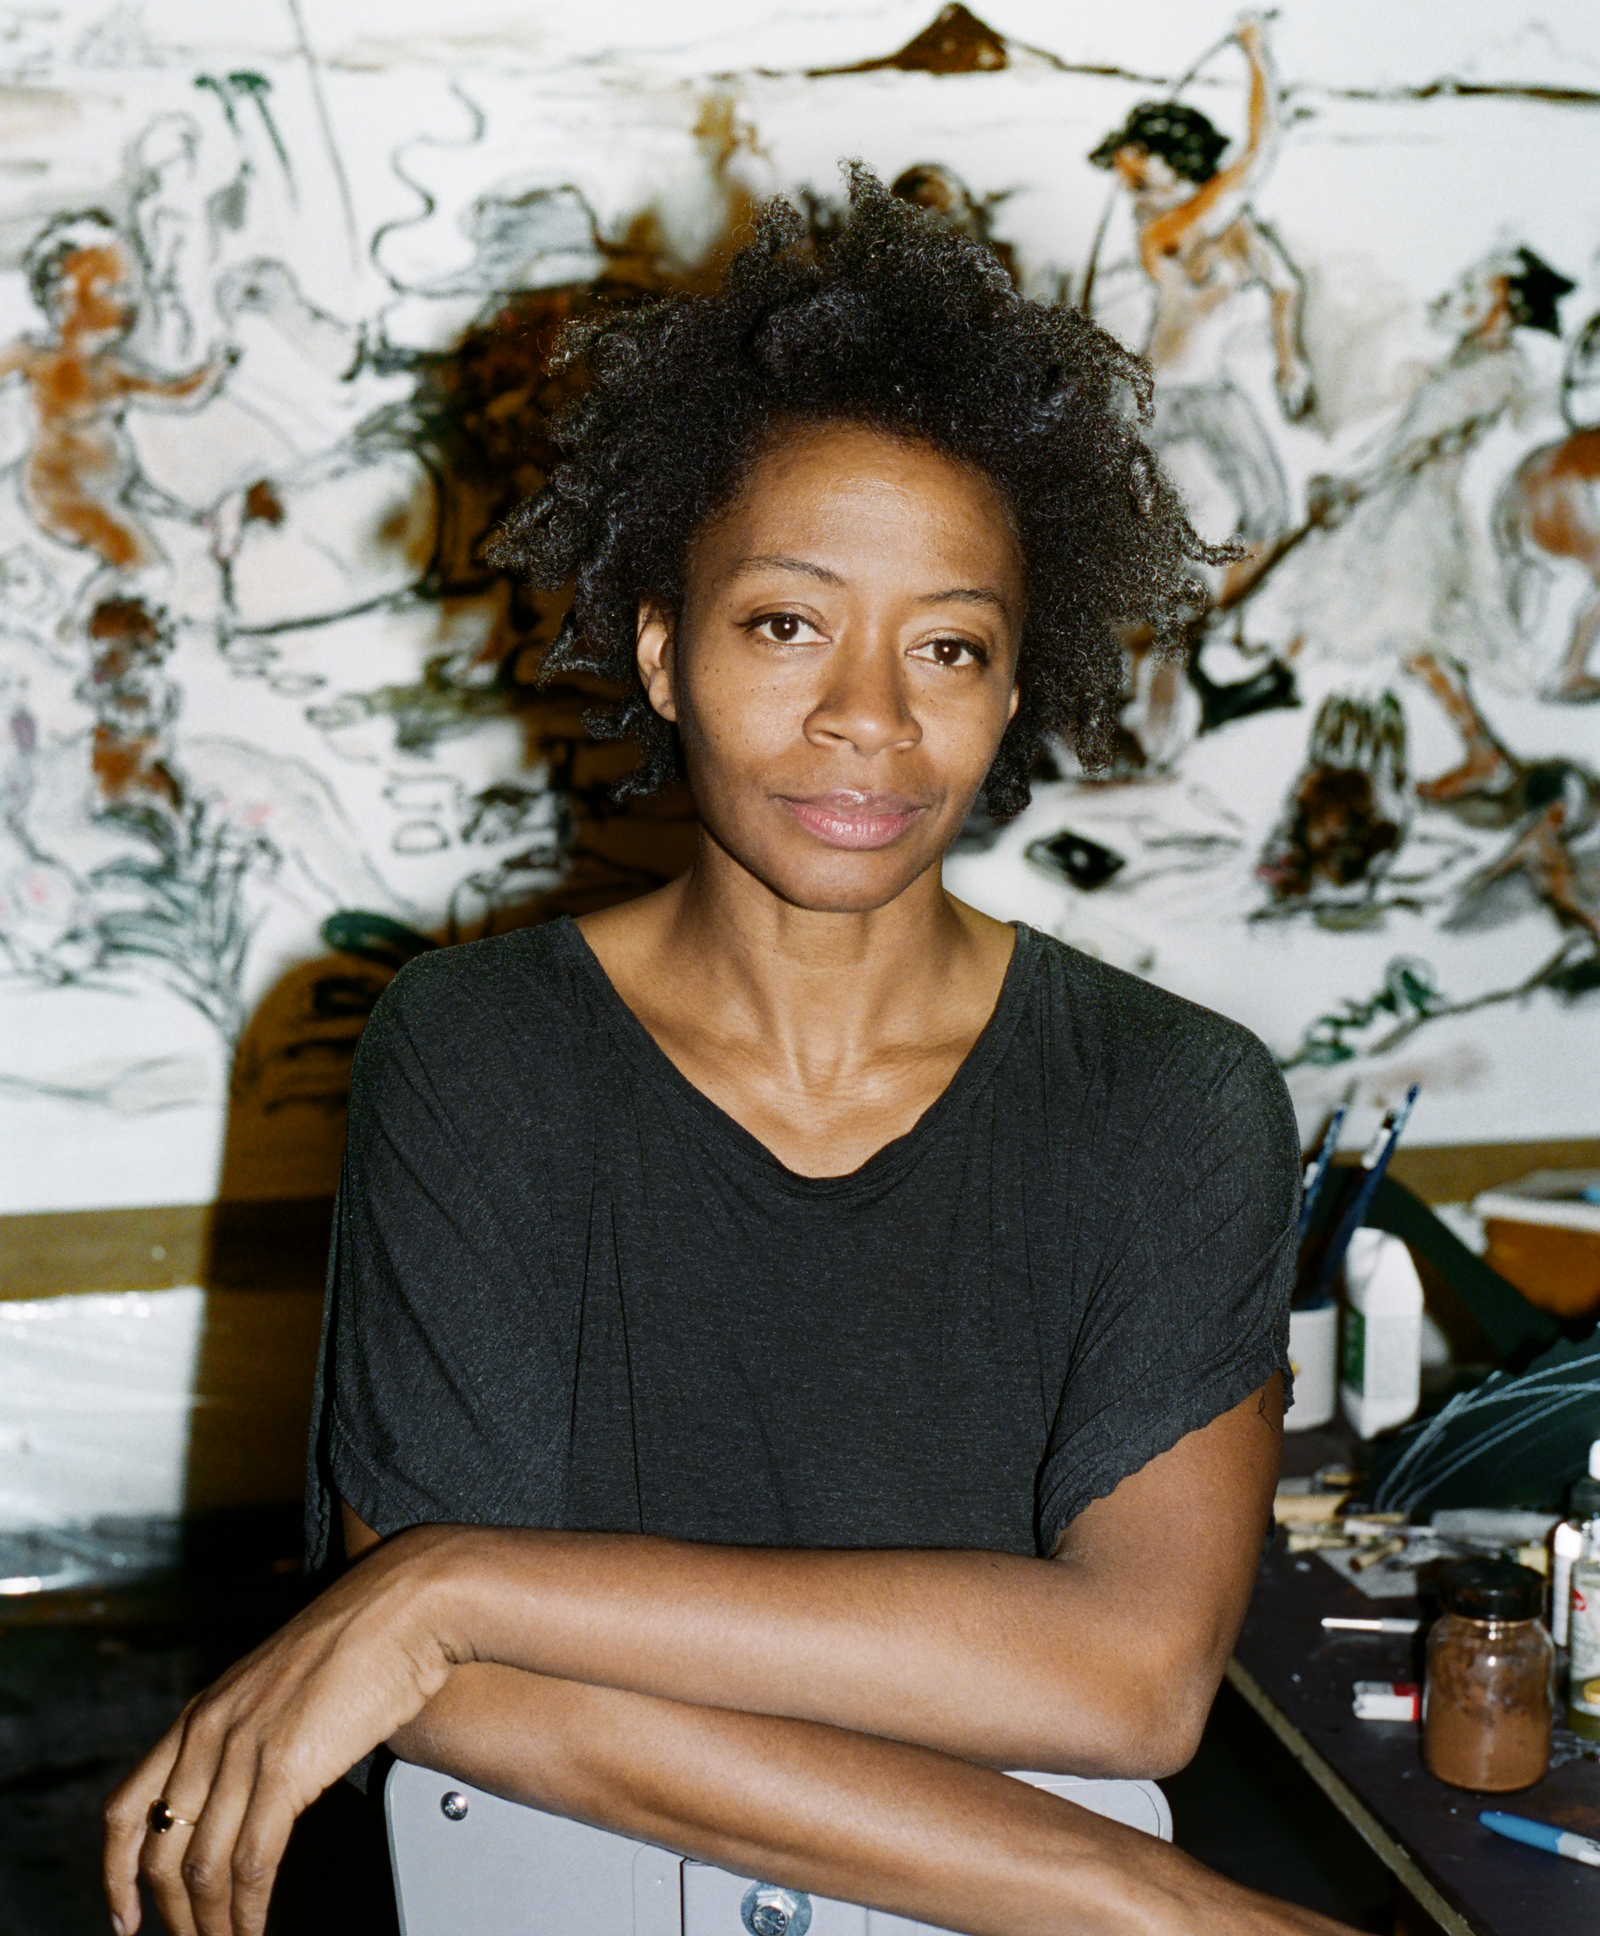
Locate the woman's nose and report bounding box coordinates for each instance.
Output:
[804,639,921,757]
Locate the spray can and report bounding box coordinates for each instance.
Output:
[1554,1442,1600,1653]
[1285,1302,1338,1430]
[1569,1529,1600,1743]
[1553,1520,1586,1650]
[1566,1442,1600,1740]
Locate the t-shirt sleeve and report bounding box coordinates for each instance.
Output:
[1035,1030,1299,1551]
[303,955,576,1574]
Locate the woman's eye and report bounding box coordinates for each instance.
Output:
[755,612,811,643]
[919,637,982,668]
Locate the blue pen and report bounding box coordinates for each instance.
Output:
[1479,1810,1600,1868]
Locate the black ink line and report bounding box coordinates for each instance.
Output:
[786,39,1600,113]
[368,79,486,294]
[283,0,360,268]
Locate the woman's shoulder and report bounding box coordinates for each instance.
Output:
[1020,925,1290,1115]
[352,918,601,1096]
[1016,930,1300,1228]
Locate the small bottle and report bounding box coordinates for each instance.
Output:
[1570,1518,1600,1744]
[1423,1559,1553,1792]
[1340,1229,1423,1439]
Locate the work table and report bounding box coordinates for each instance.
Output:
[1231,1536,1600,1935]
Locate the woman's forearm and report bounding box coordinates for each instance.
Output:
[388,1388,1277,1780]
[390,1663,1352,1936]
[417,1529,1198,1778]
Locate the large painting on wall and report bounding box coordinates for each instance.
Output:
[0,1,1596,1212]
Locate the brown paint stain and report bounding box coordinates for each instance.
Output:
[1517,427,1600,558]
[82,597,183,811]
[243,478,286,526]
[1259,767,1401,898]
[813,4,1008,76]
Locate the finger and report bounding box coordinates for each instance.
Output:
[139,1819,201,1936]
[227,1765,304,1936]
[104,1728,183,1936]
[142,1699,234,1936]
[176,1732,258,1936]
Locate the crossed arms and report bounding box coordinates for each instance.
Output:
[104,1371,1354,1936]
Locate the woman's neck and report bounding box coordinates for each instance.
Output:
[576,834,1016,1176]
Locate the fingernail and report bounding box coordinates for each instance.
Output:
[111,1919,126,1936]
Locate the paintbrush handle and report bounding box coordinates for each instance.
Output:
[1309,1087,1418,1298]
[1296,1104,1347,1242]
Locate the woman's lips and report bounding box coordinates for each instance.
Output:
[779,792,926,850]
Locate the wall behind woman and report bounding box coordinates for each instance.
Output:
[1,0,1597,1525]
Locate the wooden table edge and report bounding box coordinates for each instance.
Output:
[1223,1657,1478,1936]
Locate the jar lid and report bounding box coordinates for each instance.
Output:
[1437,1557,1545,1621]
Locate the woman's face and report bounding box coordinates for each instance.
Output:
[638,421,1024,915]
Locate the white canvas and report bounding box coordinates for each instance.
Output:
[1,2,1597,1216]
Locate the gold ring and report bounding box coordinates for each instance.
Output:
[147,1798,198,1834]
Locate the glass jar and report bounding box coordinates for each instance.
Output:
[1422,1559,1553,1792]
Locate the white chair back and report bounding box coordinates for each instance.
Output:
[386,1758,1171,1935]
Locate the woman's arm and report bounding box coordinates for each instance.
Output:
[1141,18,1281,263]
[390,1372,1283,1781]
[381,1660,1352,1936]
[105,1382,1289,1935]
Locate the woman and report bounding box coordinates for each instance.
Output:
[105,172,1349,1936]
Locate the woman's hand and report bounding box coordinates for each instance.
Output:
[102,1526,465,1936]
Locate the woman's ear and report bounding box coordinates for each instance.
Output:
[1007,680,1021,724]
[636,603,677,722]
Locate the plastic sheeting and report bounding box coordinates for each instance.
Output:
[0,1290,203,1530]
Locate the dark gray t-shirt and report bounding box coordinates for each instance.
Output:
[305,918,1298,1574]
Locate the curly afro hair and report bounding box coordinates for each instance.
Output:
[488,164,1221,818]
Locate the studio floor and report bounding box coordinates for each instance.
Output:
[0,1509,1406,1936]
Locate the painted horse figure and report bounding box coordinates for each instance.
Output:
[1496,311,1600,702]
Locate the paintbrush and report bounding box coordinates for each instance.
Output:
[1296,1103,1347,1244]
[1307,1085,1419,1302]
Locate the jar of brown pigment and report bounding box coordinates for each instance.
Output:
[1423,1559,1553,1793]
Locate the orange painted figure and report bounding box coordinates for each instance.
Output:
[0,211,228,574]
[1089,16,1311,551]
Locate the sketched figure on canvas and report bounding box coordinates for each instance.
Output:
[1090,14,1312,551]
[1407,650,1599,949]
[0,212,229,584]
[1496,309,1600,701]
[1265,245,1572,685]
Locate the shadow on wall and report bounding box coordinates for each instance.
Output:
[175,215,750,1514]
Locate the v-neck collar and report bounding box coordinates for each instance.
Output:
[559,916,1038,1200]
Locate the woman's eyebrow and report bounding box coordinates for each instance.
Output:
[729,556,1011,620]
[728,554,844,584]
[917,586,1012,619]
